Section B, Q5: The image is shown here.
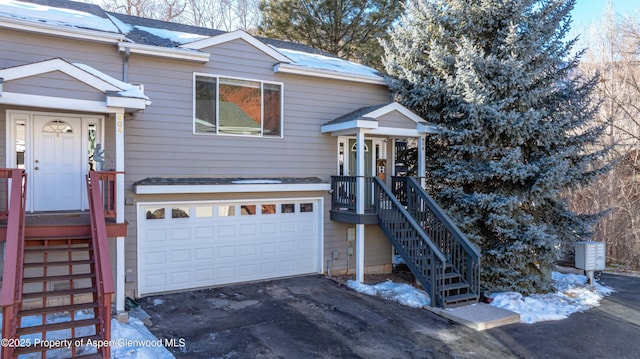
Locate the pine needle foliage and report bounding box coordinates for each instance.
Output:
[258,0,402,70]
[383,0,610,294]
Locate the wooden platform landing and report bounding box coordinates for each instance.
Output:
[0,211,127,240]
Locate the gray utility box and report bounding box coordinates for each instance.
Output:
[575,241,606,271]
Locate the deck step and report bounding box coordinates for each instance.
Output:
[444,292,479,307]
[75,352,104,359]
[24,259,95,268]
[23,272,96,283]
[443,282,470,291]
[12,334,102,356]
[25,246,93,253]
[22,286,97,300]
[24,234,91,241]
[19,301,99,316]
[13,336,101,356]
[16,317,100,336]
[25,235,92,241]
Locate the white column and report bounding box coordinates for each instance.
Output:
[418,135,426,188]
[355,129,365,282]
[115,112,126,314]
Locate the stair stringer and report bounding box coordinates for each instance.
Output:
[374,177,479,308]
[373,177,449,307]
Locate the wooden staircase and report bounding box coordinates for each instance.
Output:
[1,170,117,358]
[14,229,105,358]
[373,177,481,308]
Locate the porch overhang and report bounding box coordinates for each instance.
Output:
[133,177,331,195]
[0,58,150,113]
[321,102,439,137]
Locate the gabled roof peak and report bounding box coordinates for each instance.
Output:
[181,30,292,63]
[0,58,149,111]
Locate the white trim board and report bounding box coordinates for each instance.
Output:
[0,92,124,114]
[135,183,331,195]
[118,42,210,63]
[274,63,386,85]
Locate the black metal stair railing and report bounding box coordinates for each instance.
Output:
[404,177,481,300]
[372,177,448,307]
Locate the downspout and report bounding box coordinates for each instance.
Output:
[122,47,130,83]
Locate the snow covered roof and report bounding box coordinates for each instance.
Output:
[0,0,123,38]
[0,0,385,84]
[0,58,150,111]
[0,0,116,32]
[321,102,439,135]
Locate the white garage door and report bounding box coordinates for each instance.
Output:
[138,199,322,296]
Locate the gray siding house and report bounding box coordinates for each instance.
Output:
[0,1,438,316]
[1,0,478,327]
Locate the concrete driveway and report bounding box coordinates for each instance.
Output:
[138,273,640,359]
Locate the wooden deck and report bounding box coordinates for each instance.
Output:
[0,211,127,240]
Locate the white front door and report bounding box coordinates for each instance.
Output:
[32,115,84,211]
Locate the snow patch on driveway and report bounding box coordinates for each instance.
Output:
[347,279,431,308]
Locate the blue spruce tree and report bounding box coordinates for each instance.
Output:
[383,0,609,294]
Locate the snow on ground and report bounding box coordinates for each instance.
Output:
[490,272,613,324]
[0,271,615,357]
[348,271,613,324]
[347,280,431,308]
[110,317,175,359]
[0,311,175,359]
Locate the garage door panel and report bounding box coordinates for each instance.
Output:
[218,224,236,236]
[144,229,167,244]
[195,226,215,239]
[298,219,315,232]
[171,249,191,262]
[139,199,321,295]
[144,251,167,265]
[195,247,215,260]
[238,263,259,276]
[217,266,236,279]
[280,221,296,233]
[279,240,296,253]
[240,224,257,235]
[298,239,314,251]
[280,259,296,272]
[170,271,191,286]
[218,245,237,258]
[194,269,214,282]
[144,273,167,288]
[261,223,277,234]
[239,244,257,256]
[170,227,191,240]
[260,242,277,254]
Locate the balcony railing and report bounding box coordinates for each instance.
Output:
[86,171,115,358]
[0,169,27,359]
[330,176,376,213]
[91,170,118,218]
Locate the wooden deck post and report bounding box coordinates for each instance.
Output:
[115,112,126,315]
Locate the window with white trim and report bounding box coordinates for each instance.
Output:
[194,74,283,137]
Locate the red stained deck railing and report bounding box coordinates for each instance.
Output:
[92,171,118,218]
[0,169,27,359]
[87,171,115,359]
